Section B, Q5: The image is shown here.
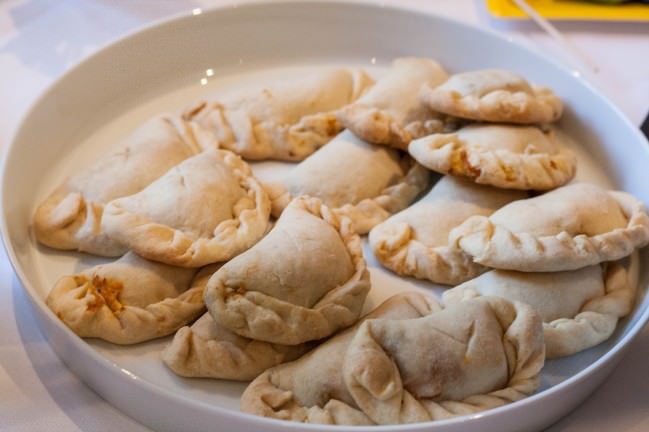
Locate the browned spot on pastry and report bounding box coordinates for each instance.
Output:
[451,149,481,178]
[183,101,207,120]
[225,283,247,298]
[325,116,339,135]
[550,160,557,169]
[87,276,124,313]
[502,164,515,181]
[74,275,88,286]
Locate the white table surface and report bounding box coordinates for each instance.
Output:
[1,1,648,431]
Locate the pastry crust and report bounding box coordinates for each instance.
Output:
[337,57,450,150]
[184,68,374,161]
[33,115,208,256]
[369,176,526,285]
[444,263,635,358]
[450,183,649,272]
[408,124,577,190]
[265,130,430,234]
[162,266,309,380]
[102,149,271,267]
[45,252,203,344]
[204,196,370,345]
[343,297,544,425]
[420,68,563,124]
[240,292,441,425]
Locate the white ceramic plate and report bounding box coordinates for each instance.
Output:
[3,1,649,431]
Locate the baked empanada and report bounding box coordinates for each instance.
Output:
[343,297,544,425]
[408,124,577,190]
[420,68,563,124]
[161,264,309,380]
[240,292,441,425]
[337,57,450,150]
[184,67,373,161]
[33,115,208,256]
[265,130,429,234]
[369,176,526,285]
[450,183,649,272]
[443,262,635,358]
[46,252,203,344]
[102,149,270,267]
[203,196,370,345]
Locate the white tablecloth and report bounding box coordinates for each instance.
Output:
[1,1,648,431]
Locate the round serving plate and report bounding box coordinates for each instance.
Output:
[2,1,649,431]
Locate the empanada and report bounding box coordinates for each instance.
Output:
[450,183,649,272]
[102,149,270,267]
[443,263,635,358]
[240,292,441,425]
[265,130,429,234]
[343,297,544,425]
[33,115,209,256]
[184,67,373,161]
[420,68,563,124]
[203,196,370,345]
[337,57,451,150]
[408,124,577,190]
[161,265,309,380]
[369,176,526,285]
[46,252,203,344]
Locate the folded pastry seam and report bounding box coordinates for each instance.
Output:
[204,196,370,345]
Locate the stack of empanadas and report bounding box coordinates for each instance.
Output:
[31,59,649,428]
[410,68,576,191]
[241,294,545,425]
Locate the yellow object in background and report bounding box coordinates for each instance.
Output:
[486,0,649,20]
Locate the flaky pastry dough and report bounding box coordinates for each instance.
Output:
[184,67,373,161]
[265,130,429,234]
[343,297,544,425]
[369,176,526,285]
[337,57,450,150]
[240,292,441,425]
[33,115,209,256]
[408,124,577,190]
[444,262,635,358]
[450,183,649,272]
[102,149,270,267]
[203,196,370,345]
[46,252,203,344]
[162,265,309,380]
[420,68,563,124]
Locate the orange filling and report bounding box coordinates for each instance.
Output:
[84,275,124,313]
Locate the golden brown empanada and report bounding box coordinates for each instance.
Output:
[203,196,369,345]
[443,263,635,358]
[240,292,441,425]
[409,124,577,190]
[46,252,204,344]
[343,297,544,425]
[420,68,563,124]
[265,130,429,234]
[184,67,373,161]
[161,265,309,380]
[450,183,649,272]
[102,149,270,267]
[337,57,450,150]
[369,176,526,285]
[33,115,209,256]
